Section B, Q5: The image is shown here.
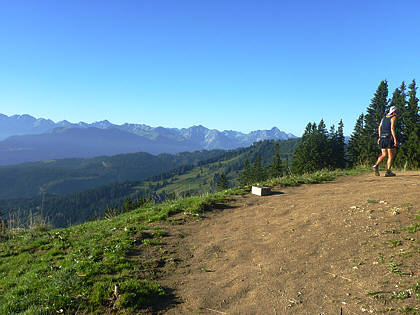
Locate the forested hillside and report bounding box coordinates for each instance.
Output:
[0,149,228,199]
[0,139,300,228]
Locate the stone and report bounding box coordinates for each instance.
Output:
[251,186,271,196]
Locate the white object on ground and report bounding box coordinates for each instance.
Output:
[251,186,271,196]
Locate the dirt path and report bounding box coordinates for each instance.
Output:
[157,172,420,314]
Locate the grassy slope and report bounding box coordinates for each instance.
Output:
[0,169,378,314]
[137,153,244,197]
[136,138,301,197]
[0,149,228,199]
[0,189,243,314]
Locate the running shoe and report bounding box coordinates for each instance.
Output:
[385,170,396,177]
[372,165,380,176]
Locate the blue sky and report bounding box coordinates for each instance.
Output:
[1,1,419,136]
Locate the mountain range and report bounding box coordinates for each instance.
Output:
[0,114,296,165]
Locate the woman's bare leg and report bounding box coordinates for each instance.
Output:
[387,148,396,170]
[375,149,388,166]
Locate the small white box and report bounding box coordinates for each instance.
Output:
[251,186,271,196]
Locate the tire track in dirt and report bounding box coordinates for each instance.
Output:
[159,172,420,314]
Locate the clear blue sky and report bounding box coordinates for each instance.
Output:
[1,1,419,136]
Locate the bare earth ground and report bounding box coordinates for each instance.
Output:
[143,171,420,315]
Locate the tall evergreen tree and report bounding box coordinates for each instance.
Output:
[399,80,420,168]
[406,80,419,133]
[316,119,330,169]
[347,114,365,166]
[326,125,335,167]
[302,122,313,141]
[252,155,264,182]
[271,141,283,178]
[334,120,346,168]
[363,80,389,164]
[292,119,346,174]
[240,157,251,185]
[216,173,229,191]
[390,83,408,144]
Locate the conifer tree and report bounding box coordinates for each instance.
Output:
[302,122,313,141]
[362,80,389,164]
[316,119,330,169]
[328,124,337,168]
[347,113,365,166]
[240,157,251,185]
[292,119,345,174]
[216,173,229,191]
[390,83,407,144]
[271,141,283,178]
[292,121,321,174]
[406,80,419,133]
[399,80,420,168]
[335,120,346,168]
[252,155,264,182]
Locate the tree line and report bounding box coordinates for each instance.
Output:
[291,119,345,174]
[239,141,289,185]
[239,79,418,179]
[348,79,419,168]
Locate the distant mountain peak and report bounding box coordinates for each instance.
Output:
[0,113,297,160]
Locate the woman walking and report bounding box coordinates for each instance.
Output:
[372,106,398,177]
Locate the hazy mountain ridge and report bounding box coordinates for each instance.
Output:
[0,114,296,165]
[0,113,295,141]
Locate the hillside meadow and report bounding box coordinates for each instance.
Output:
[0,169,355,314]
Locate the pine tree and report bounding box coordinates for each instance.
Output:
[252,155,264,182]
[292,119,345,173]
[271,141,283,178]
[347,114,365,166]
[216,173,229,191]
[391,83,408,143]
[335,120,346,168]
[292,121,322,174]
[327,124,337,168]
[406,80,419,133]
[399,80,420,169]
[316,119,330,169]
[363,80,389,164]
[292,123,315,174]
[302,122,313,141]
[240,157,251,185]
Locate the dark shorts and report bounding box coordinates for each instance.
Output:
[379,135,395,149]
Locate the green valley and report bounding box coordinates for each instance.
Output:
[0,139,300,228]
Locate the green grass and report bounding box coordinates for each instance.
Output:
[0,169,366,313]
[387,240,403,248]
[403,212,420,233]
[0,188,241,314]
[256,168,368,188]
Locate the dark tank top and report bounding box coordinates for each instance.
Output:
[381,115,392,136]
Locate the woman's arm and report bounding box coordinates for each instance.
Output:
[391,116,398,146]
[377,119,383,144]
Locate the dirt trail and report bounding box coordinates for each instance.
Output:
[158,172,420,314]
